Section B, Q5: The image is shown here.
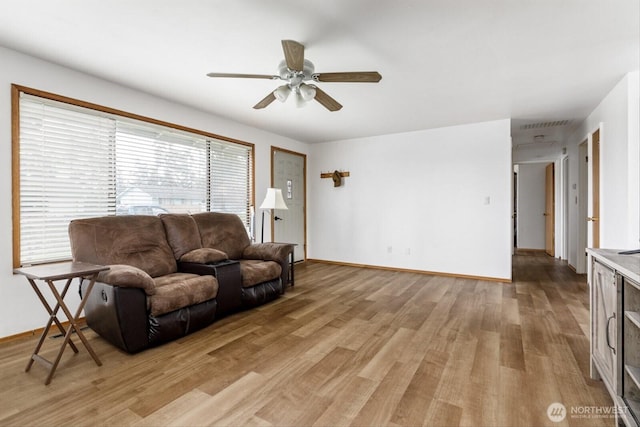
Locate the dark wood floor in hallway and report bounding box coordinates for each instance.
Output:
[0,253,613,427]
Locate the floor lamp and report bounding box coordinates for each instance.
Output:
[259,188,288,243]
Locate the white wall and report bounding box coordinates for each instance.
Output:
[516,163,547,250]
[308,119,513,281]
[566,71,640,271]
[0,46,308,338]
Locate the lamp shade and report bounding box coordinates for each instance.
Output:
[274,85,291,103]
[299,83,316,101]
[259,188,288,210]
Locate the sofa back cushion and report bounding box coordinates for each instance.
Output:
[191,212,250,260]
[159,214,202,260]
[69,215,177,277]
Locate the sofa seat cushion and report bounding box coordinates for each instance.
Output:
[149,273,219,317]
[238,260,282,288]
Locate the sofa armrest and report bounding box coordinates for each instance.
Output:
[97,264,156,296]
[243,243,294,291]
[179,248,228,264]
[81,280,149,353]
[242,243,294,263]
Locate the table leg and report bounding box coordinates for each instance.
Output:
[290,251,294,287]
[68,275,102,366]
[55,278,80,354]
[25,278,79,373]
[44,275,102,384]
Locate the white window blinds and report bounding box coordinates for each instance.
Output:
[19,95,116,265]
[17,91,253,266]
[115,120,208,214]
[210,140,253,225]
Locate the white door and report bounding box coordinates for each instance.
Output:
[272,148,305,262]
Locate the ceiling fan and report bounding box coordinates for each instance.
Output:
[207,40,382,111]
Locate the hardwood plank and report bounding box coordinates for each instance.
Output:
[497,366,534,427]
[358,327,416,381]
[134,389,212,427]
[351,361,418,427]
[432,334,477,408]
[167,371,267,426]
[312,376,377,426]
[390,349,448,425]
[423,399,462,427]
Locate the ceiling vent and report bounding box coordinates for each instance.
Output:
[515,141,555,150]
[520,120,570,130]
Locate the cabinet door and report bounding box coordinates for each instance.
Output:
[592,260,618,391]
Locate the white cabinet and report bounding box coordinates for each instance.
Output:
[623,276,640,424]
[591,259,618,394]
[588,249,640,427]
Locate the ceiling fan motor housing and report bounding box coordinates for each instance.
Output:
[278,59,315,84]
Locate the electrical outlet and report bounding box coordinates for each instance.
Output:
[387,246,392,253]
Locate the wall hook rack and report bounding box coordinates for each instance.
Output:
[320,170,350,187]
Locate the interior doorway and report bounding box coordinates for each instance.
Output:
[577,139,589,273]
[271,147,306,262]
[514,163,547,252]
[545,163,555,256]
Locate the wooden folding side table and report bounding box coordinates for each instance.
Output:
[14,261,109,385]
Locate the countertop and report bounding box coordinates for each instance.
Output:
[586,248,640,283]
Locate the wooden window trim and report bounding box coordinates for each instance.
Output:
[11,84,256,268]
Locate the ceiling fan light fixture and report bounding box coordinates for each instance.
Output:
[274,85,291,102]
[295,91,309,108]
[299,83,316,101]
[207,39,381,111]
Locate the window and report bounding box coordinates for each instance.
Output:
[12,85,254,267]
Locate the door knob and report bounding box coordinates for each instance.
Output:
[587,217,599,222]
[274,216,283,221]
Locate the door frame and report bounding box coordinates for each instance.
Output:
[590,128,601,249]
[545,162,555,257]
[576,124,602,274]
[576,139,589,273]
[270,146,307,260]
[562,155,570,261]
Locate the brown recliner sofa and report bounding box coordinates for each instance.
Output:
[68,213,293,353]
[160,212,294,315]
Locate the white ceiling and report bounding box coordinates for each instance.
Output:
[0,1,638,145]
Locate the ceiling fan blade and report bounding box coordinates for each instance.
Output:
[314,71,382,83]
[281,40,304,71]
[313,86,342,111]
[207,72,278,80]
[253,92,277,109]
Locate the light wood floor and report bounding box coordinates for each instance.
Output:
[0,254,614,427]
